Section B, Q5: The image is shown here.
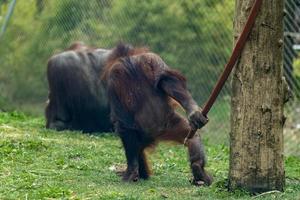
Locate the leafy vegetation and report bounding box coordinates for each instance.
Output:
[0,112,299,199]
[0,0,234,114]
[294,55,300,82]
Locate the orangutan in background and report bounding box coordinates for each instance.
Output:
[45,42,113,132]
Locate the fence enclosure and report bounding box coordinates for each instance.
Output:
[0,0,299,155]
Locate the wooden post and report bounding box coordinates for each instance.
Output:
[229,0,285,193]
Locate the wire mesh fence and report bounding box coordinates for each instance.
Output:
[283,0,300,156]
[0,0,299,155]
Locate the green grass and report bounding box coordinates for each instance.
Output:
[0,112,299,199]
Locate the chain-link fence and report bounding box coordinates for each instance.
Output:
[0,0,299,155]
[283,0,300,156]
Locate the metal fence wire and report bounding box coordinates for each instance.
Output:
[0,0,299,156]
[283,0,300,156]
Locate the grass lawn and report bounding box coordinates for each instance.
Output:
[0,112,299,199]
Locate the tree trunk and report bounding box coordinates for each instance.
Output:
[229,0,285,193]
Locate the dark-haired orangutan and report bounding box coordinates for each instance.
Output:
[102,44,212,186]
[45,42,113,132]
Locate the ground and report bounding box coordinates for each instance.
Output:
[0,112,299,199]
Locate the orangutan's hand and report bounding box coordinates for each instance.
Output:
[188,110,208,130]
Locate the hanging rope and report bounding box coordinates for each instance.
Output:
[184,0,263,142]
